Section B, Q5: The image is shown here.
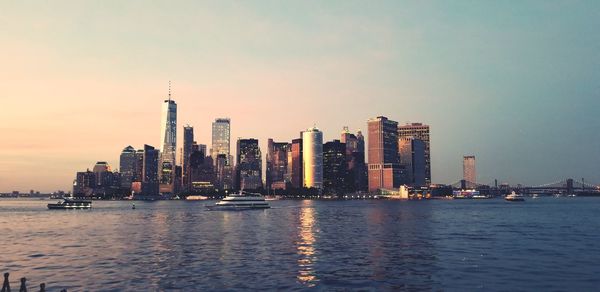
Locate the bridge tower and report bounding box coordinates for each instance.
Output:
[566,178,574,195]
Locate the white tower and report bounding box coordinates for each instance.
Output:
[302,127,323,189]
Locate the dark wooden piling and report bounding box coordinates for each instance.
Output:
[18,278,26,292]
[1,273,10,292]
[1,273,48,292]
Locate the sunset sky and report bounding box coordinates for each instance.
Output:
[1,1,599,192]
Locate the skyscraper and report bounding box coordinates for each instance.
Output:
[323,139,347,194]
[341,127,367,192]
[463,155,476,186]
[288,138,303,189]
[266,139,290,191]
[159,84,177,194]
[367,116,406,192]
[211,118,231,164]
[399,137,426,186]
[182,125,194,191]
[302,127,323,189]
[142,144,159,196]
[398,123,431,185]
[236,138,262,190]
[119,146,136,190]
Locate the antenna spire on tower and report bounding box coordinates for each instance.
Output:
[168,80,171,101]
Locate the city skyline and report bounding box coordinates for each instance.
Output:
[2,1,600,192]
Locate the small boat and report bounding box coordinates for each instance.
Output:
[532,194,539,199]
[47,197,92,209]
[505,192,525,202]
[206,191,270,211]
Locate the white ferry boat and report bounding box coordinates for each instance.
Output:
[505,191,525,202]
[206,191,270,211]
[47,197,92,209]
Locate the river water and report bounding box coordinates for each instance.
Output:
[1,198,599,291]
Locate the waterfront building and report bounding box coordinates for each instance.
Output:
[398,123,431,185]
[142,144,160,196]
[266,139,290,191]
[189,146,215,193]
[73,170,96,196]
[216,153,234,191]
[341,127,367,192]
[367,116,407,192]
[134,149,144,182]
[302,127,323,189]
[211,118,231,164]
[92,161,111,187]
[288,138,303,189]
[159,86,177,194]
[236,138,262,190]
[323,139,347,194]
[119,146,136,190]
[399,137,426,186]
[463,155,476,186]
[182,126,194,191]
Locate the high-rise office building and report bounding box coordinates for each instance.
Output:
[302,127,323,189]
[266,139,290,190]
[463,155,476,185]
[142,144,159,196]
[211,118,231,164]
[341,127,367,192]
[182,126,194,191]
[399,137,426,186]
[323,139,347,194]
[288,138,303,189]
[119,146,136,190]
[73,170,96,197]
[236,138,262,190]
[398,123,431,185]
[216,153,234,191]
[92,161,111,187]
[367,116,406,191]
[189,144,215,192]
[159,85,177,193]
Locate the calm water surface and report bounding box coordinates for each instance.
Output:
[1,198,600,291]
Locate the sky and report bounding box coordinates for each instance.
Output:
[1,1,599,192]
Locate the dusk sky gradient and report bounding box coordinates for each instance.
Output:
[1,1,599,192]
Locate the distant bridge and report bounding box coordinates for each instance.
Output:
[449,178,600,195]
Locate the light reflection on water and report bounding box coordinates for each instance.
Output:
[1,198,600,291]
[296,200,317,286]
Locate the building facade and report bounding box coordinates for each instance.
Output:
[323,139,347,194]
[288,138,303,189]
[182,125,194,191]
[398,123,431,185]
[367,116,406,192]
[341,127,367,192]
[159,89,177,194]
[302,127,323,189]
[236,138,262,190]
[463,155,476,186]
[399,137,426,186]
[211,118,231,164]
[266,139,290,191]
[142,144,160,196]
[119,146,137,190]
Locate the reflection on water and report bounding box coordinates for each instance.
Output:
[296,200,318,287]
[2,199,600,290]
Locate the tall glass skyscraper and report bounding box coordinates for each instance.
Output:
[463,155,476,186]
[302,127,323,189]
[211,118,231,165]
[182,125,194,191]
[119,145,136,190]
[398,123,431,185]
[159,85,177,193]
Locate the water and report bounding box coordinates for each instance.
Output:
[1,198,600,291]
